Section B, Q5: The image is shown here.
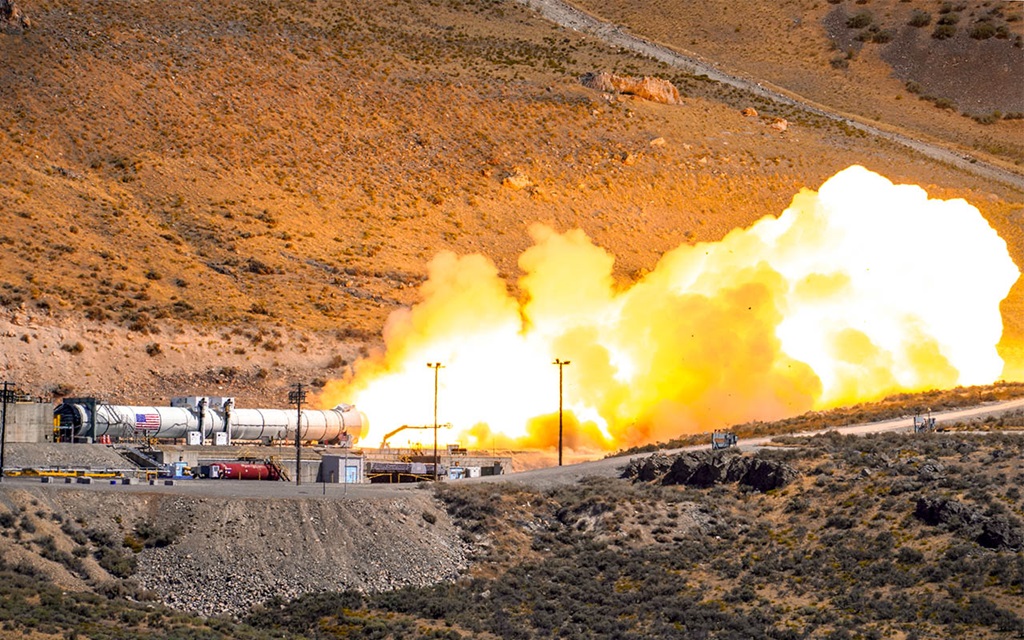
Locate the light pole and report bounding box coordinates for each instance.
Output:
[288,383,307,486]
[0,382,13,483]
[553,359,570,466]
[427,362,444,481]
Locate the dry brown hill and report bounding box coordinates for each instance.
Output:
[0,0,1022,406]
[570,0,1024,167]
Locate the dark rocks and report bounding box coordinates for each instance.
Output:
[624,452,674,482]
[977,516,1024,551]
[915,496,1023,551]
[731,457,800,493]
[915,496,985,529]
[624,450,798,493]
[0,0,31,30]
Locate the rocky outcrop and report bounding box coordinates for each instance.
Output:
[0,0,32,30]
[580,72,681,105]
[915,496,1023,551]
[729,457,800,493]
[624,450,797,493]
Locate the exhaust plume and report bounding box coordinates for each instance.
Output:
[320,166,1021,453]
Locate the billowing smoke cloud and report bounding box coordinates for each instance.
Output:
[320,166,1021,453]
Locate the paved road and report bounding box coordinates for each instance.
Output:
[514,0,1024,192]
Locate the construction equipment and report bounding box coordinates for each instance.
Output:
[711,431,738,450]
[380,423,451,449]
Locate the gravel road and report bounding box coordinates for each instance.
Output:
[471,396,1024,489]
[514,0,1024,192]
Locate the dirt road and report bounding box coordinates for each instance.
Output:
[474,396,1024,488]
[514,0,1024,192]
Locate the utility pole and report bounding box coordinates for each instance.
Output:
[0,382,12,483]
[288,383,307,486]
[427,362,444,481]
[553,359,571,466]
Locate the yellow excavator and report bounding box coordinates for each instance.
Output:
[380,423,452,449]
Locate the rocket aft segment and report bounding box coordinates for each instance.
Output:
[53,396,366,445]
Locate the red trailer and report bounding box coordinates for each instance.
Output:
[211,461,282,480]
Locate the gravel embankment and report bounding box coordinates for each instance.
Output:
[5,443,134,471]
[11,484,469,618]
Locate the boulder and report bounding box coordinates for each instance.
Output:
[741,107,758,117]
[734,458,799,493]
[502,171,533,190]
[580,72,681,105]
[978,516,1023,551]
[916,496,1023,551]
[0,0,31,29]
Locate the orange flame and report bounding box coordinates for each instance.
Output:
[320,166,1021,454]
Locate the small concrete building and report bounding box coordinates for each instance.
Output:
[2,402,53,443]
[320,453,364,484]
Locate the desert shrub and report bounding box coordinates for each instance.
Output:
[144,342,162,356]
[60,342,84,354]
[909,9,932,27]
[143,269,161,280]
[933,23,957,38]
[60,521,89,545]
[93,545,136,578]
[969,21,996,39]
[972,111,1001,125]
[847,11,874,28]
[871,28,895,43]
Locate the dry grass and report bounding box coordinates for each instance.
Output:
[0,0,1021,399]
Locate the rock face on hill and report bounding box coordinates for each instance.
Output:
[915,495,1023,551]
[622,450,798,492]
[0,0,31,30]
[580,72,681,104]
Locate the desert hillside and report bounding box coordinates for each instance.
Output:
[0,0,1022,408]
[570,0,1024,168]
[0,430,1021,638]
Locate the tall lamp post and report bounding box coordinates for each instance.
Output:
[427,362,444,481]
[0,382,14,483]
[288,383,307,486]
[553,359,571,466]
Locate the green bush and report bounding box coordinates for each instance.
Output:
[969,21,996,39]
[847,11,874,29]
[908,10,932,27]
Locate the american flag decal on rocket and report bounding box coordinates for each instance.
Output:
[135,413,160,430]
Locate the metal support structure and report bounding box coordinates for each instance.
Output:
[0,382,12,483]
[288,383,307,486]
[553,359,571,466]
[427,362,444,481]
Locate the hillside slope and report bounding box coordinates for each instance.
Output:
[0,0,1022,406]
[0,431,1021,638]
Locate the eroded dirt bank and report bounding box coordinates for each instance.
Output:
[0,481,468,617]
